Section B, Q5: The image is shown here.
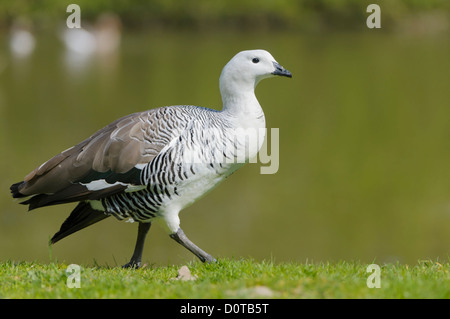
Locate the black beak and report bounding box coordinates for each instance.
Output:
[272,61,292,78]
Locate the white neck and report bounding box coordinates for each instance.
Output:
[219,74,265,127]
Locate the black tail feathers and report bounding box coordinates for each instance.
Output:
[10,181,26,198]
[50,202,109,244]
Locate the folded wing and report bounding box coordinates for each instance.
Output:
[11,108,179,210]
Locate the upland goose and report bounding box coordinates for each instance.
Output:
[11,49,292,267]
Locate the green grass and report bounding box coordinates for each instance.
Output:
[0,258,448,299]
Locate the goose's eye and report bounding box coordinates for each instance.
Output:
[252,58,260,64]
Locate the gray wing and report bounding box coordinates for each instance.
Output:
[12,107,185,209]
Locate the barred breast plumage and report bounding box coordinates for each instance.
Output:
[10,49,292,267]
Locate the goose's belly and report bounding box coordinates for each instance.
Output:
[160,161,244,213]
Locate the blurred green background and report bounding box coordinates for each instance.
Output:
[0,1,449,266]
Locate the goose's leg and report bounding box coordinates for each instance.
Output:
[122,222,151,268]
[170,228,216,263]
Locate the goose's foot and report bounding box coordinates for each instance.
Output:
[122,260,142,269]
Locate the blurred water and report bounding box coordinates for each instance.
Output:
[0,30,449,266]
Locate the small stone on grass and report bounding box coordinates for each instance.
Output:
[173,265,198,281]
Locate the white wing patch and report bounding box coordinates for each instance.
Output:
[80,179,145,192]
